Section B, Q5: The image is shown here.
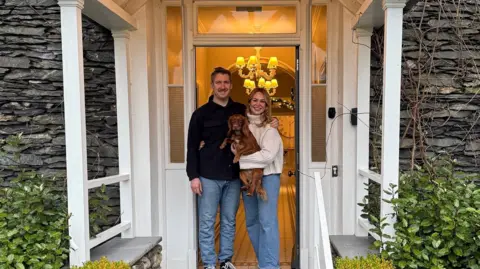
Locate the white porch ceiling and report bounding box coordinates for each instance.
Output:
[110,0,367,19]
[83,0,371,33]
[337,0,366,15]
[354,0,385,29]
[112,0,149,15]
[82,0,138,30]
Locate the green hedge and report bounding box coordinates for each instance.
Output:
[366,157,480,269]
[0,172,70,268]
[0,134,114,268]
[71,257,130,269]
[335,254,395,269]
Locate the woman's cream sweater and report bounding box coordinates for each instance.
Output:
[239,113,284,175]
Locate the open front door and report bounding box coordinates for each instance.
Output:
[194,46,300,269]
[291,46,301,269]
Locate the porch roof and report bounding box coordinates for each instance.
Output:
[83,0,386,34]
[354,0,417,29]
[354,0,384,29]
[82,0,137,31]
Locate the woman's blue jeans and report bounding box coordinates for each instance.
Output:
[242,173,281,269]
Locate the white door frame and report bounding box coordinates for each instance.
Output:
[158,0,336,268]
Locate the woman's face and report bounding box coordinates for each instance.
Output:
[250,91,267,115]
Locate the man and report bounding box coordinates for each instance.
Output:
[186,67,244,269]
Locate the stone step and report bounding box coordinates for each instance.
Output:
[90,236,162,265]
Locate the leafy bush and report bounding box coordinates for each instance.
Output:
[71,257,130,269]
[0,172,70,268]
[359,179,381,229]
[335,254,395,269]
[0,134,116,268]
[369,157,480,269]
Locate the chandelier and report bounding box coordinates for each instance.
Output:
[235,47,279,96]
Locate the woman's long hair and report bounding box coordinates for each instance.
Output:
[247,88,272,127]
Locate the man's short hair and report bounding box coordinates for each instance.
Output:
[210,67,232,84]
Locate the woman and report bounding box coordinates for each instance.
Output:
[232,88,284,269]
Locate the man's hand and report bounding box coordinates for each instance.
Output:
[191,178,202,195]
[271,117,279,129]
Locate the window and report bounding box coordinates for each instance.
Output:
[167,6,183,85]
[311,86,327,162]
[168,87,185,163]
[167,6,185,163]
[311,5,327,84]
[311,5,327,162]
[197,6,297,34]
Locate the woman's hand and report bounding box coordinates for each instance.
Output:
[231,143,237,154]
[271,117,279,129]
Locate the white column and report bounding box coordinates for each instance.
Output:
[381,0,406,239]
[129,6,153,236]
[340,6,357,235]
[58,0,89,265]
[112,30,135,238]
[355,28,372,237]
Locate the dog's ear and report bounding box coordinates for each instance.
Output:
[241,117,250,137]
[228,116,233,130]
[226,116,233,137]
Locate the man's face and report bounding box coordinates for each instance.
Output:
[211,73,232,100]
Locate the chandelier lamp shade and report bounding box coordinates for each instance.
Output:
[235,48,279,96]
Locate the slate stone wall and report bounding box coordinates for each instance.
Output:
[132,245,162,269]
[0,0,120,230]
[369,0,480,172]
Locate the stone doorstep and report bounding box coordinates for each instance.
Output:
[90,236,162,265]
[329,235,378,259]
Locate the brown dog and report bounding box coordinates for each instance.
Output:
[220,114,266,200]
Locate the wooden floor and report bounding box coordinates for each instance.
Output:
[198,174,296,269]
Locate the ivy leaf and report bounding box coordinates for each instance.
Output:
[408,225,419,234]
[7,229,18,238]
[7,254,14,263]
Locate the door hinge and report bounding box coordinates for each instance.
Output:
[296,59,299,71]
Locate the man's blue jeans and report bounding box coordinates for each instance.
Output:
[242,174,281,269]
[198,177,241,267]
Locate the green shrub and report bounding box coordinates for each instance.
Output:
[71,257,130,269]
[369,157,480,269]
[359,179,381,229]
[0,134,116,268]
[335,254,395,269]
[0,172,70,268]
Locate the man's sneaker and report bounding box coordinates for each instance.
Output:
[204,266,215,269]
[220,261,236,269]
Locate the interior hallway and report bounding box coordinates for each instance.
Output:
[199,172,296,269]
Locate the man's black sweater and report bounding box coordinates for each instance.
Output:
[186,96,246,181]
